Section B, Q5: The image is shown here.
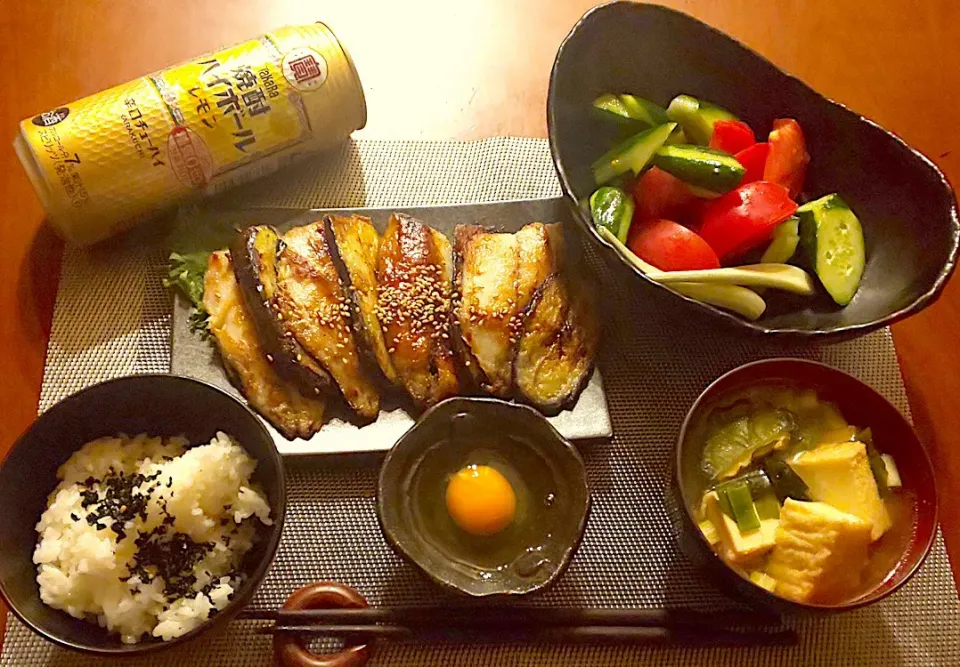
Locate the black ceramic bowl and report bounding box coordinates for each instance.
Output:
[377,398,590,597]
[549,1,959,338]
[673,359,938,612]
[0,375,286,655]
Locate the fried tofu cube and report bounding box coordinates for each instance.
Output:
[766,499,872,603]
[788,441,891,541]
[701,492,778,568]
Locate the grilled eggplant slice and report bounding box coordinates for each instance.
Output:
[229,226,331,397]
[203,251,326,439]
[275,222,381,420]
[512,273,600,414]
[452,226,488,391]
[325,215,398,385]
[377,213,460,407]
[455,222,565,397]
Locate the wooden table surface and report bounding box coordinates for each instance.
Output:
[1,0,958,646]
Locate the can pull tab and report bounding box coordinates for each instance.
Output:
[274,582,373,667]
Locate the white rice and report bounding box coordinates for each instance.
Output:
[33,432,272,643]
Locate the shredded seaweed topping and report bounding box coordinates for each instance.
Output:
[80,471,161,538]
[64,443,259,607]
[127,530,214,599]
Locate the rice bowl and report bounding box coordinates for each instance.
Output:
[33,432,272,644]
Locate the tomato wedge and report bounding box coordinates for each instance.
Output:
[734,142,770,185]
[632,166,699,223]
[627,219,720,271]
[709,120,756,154]
[763,118,809,198]
[697,181,798,261]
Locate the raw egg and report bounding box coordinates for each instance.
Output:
[445,465,517,536]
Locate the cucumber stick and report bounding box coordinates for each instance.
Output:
[589,186,634,243]
[619,94,670,127]
[592,123,677,185]
[593,93,631,116]
[592,93,635,124]
[592,94,669,128]
[797,194,866,306]
[666,94,738,145]
[665,127,688,145]
[652,144,745,193]
[761,216,801,264]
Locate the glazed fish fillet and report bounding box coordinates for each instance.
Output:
[377,213,460,406]
[203,251,325,439]
[454,222,564,396]
[325,215,398,385]
[275,222,381,420]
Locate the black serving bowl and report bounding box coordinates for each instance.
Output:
[548,1,959,339]
[0,375,286,655]
[377,397,590,597]
[673,359,938,612]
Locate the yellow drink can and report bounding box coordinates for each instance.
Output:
[15,23,366,245]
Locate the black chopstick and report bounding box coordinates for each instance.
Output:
[241,606,780,629]
[255,623,798,647]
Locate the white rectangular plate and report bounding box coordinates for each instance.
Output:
[170,198,612,455]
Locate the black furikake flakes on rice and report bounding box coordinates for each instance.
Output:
[74,469,222,600]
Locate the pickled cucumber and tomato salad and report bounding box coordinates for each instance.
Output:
[689,385,909,605]
[588,93,866,312]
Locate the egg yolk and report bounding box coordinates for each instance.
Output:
[445,465,517,536]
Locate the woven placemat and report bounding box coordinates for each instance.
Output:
[5,138,958,666]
